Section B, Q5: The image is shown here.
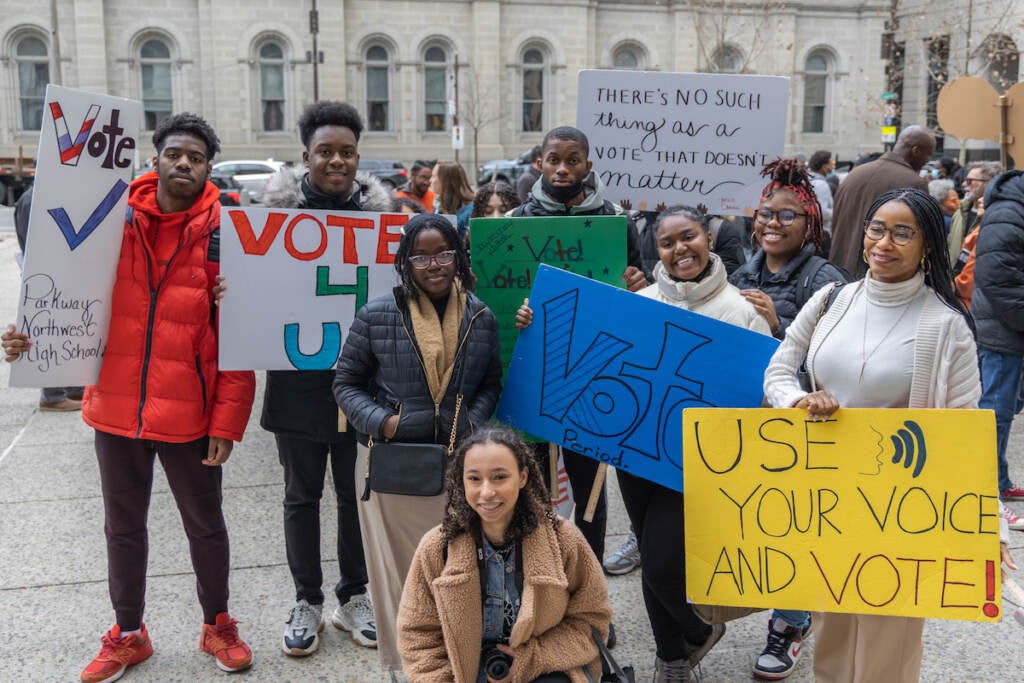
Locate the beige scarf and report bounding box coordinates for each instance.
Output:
[407,282,466,403]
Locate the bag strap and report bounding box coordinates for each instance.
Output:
[585,625,629,683]
[795,255,828,309]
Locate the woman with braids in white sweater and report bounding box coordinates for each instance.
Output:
[763,186,1015,682]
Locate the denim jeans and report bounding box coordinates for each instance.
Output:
[773,609,811,630]
[978,346,1024,493]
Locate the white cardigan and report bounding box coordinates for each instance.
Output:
[763,273,981,411]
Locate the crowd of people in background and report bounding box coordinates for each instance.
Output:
[2,98,1022,683]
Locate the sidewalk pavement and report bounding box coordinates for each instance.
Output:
[1,230,1022,682]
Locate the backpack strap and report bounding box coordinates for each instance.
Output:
[795,255,829,309]
[125,205,135,226]
[206,227,220,263]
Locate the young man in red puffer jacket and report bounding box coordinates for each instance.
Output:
[4,112,255,682]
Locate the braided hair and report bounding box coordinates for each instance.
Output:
[442,426,558,544]
[863,187,972,330]
[758,157,825,254]
[393,213,474,299]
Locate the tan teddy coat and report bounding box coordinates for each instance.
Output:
[397,518,612,683]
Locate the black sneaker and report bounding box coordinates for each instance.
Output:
[752,617,809,680]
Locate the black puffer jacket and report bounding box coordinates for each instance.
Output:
[333,288,502,445]
[729,245,850,339]
[973,170,1024,355]
[259,167,392,442]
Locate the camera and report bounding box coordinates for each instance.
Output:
[481,640,513,680]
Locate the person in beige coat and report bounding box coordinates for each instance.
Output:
[398,427,612,683]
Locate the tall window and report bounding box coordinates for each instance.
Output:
[366,45,390,131]
[140,38,173,130]
[522,48,545,132]
[981,34,1019,93]
[258,41,285,131]
[802,51,830,133]
[710,45,742,73]
[925,35,949,149]
[15,35,49,131]
[423,46,448,132]
[613,46,640,70]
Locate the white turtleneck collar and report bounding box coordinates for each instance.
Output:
[862,270,926,307]
[652,252,728,308]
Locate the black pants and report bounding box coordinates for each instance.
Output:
[529,443,607,559]
[277,432,368,605]
[616,470,710,661]
[95,430,229,629]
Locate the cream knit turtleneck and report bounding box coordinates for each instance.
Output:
[764,272,981,412]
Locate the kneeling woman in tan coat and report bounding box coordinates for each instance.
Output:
[398,427,612,683]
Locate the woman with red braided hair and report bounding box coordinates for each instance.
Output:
[730,157,850,342]
[729,158,850,680]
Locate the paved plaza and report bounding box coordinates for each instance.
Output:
[1,230,1022,681]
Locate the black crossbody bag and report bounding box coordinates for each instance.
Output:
[360,359,465,500]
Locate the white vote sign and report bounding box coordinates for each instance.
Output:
[576,69,789,214]
[11,85,141,387]
[218,207,411,371]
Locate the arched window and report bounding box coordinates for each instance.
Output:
[803,51,831,133]
[258,41,285,131]
[522,47,546,132]
[366,44,390,131]
[710,45,743,73]
[15,35,49,131]
[140,38,173,130]
[613,46,640,70]
[423,45,448,132]
[981,34,1019,93]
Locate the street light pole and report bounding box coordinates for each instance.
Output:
[310,0,319,102]
[453,53,460,165]
[49,0,63,85]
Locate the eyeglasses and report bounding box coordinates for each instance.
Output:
[963,176,984,186]
[408,250,456,269]
[863,220,918,246]
[755,209,806,226]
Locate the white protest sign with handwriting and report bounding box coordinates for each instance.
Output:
[576,70,789,214]
[10,85,141,387]
[218,207,410,371]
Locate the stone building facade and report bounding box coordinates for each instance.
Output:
[1,0,893,171]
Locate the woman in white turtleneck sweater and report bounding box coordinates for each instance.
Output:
[763,188,1013,683]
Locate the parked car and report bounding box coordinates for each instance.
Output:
[210,171,247,206]
[478,148,534,186]
[357,159,407,190]
[212,159,285,203]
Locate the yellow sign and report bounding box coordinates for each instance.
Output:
[683,408,1001,622]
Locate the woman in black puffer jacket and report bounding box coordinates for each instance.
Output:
[333,212,502,674]
[729,158,849,341]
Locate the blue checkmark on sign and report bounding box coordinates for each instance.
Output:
[47,179,129,251]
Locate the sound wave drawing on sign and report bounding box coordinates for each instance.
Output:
[862,421,927,478]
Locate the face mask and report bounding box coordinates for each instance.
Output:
[931,169,940,179]
[827,170,836,178]
[541,177,585,204]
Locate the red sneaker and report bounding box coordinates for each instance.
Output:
[1002,486,1024,501]
[199,612,252,672]
[80,624,153,682]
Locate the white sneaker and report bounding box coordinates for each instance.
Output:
[332,593,378,648]
[282,599,324,656]
[1002,504,1024,531]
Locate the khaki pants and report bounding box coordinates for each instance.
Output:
[356,443,447,671]
[812,612,924,683]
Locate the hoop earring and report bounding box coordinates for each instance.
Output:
[862,249,870,264]
[920,255,931,274]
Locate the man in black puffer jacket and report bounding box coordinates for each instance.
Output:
[259,102,391,657]
[508,126,648,575]
[972,170,1024,503]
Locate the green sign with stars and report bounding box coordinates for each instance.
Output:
[469,215,627,379]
